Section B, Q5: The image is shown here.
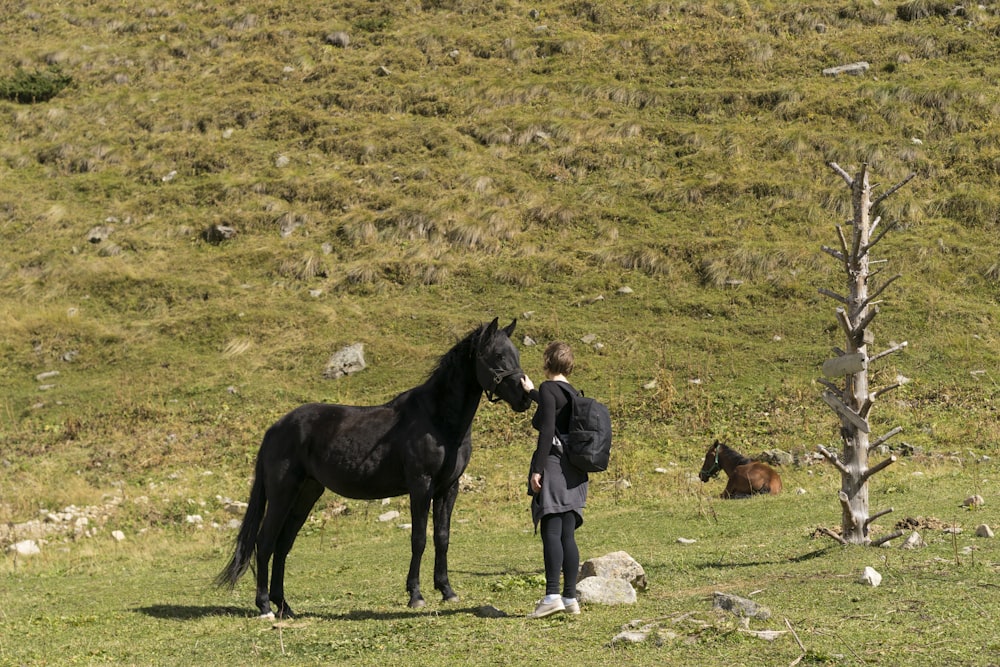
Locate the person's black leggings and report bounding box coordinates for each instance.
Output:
[540,511,579,598]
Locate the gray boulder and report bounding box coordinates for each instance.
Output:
[577,576,637,605]
[579,550,647,590]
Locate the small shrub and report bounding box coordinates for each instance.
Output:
[0,67,72,103]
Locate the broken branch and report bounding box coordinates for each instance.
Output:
[871,172,916,211]
[828,162,853,187]
[817,445,850,475]
[871,530,904,548]
[868,341,908,363]
[869,426,903,452]
[861,455,897,483]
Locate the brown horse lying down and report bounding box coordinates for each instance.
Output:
[698,440,782,498]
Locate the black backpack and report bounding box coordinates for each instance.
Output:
[555,383,612,473]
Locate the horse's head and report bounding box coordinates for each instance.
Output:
[475,317,533,413]
[698,440,724,482]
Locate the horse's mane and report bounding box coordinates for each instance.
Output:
[425,323,484,384]
[718,442,752,466]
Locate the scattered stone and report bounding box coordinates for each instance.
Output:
[577,576,637,605]
[859,566,882,587]
[324,343,366,379]
[11,539,41,556]
[111,530,126,542]
[756,449,793,466]
[743,629,786,641]
[185,514,203,524]
[975,524,994,538]
[654,467,668,474]
[611,619,679,646]
[378,510,400,522]
[796,488,807,495]
[900,531,926,549]
[962,495,985,508]
[580,334,597,344]
[162,170,177,182]
[523,335,536,346]
[324,31,350,47]
[643,380,657,390]
[274,154,289,168]
[617,286,634,295]
[35,371,60,381]
[610,630,650,644]
[823,61,870,76]
[203,224,237,244]
[375,65,391,77]
[676,537,696,544]
[87,226,112,243]
[474,605,508,618]
[712,592,771,620]
[579,551,647,590]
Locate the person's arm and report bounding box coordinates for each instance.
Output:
[521,375,539,403]
[530,384,558,475]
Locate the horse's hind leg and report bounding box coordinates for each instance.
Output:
[269,478,325,618]
[431,480,460,603]
[253,477,305,617]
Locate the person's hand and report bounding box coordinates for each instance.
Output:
[521,374,534,392]
[530,472,542,493]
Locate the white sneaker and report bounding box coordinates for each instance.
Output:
[527,597,565,618]
[562,598,580,615]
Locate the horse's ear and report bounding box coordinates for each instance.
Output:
[502,319,517,337]
[484,317,499,339]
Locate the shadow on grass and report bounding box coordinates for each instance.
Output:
[135,604,254,620]
[690,546,837,571]
[134,604,495,622]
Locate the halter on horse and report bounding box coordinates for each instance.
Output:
[698,440,782,499]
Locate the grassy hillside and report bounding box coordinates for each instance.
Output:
[2,2,1000,665]
[2,0,998,533]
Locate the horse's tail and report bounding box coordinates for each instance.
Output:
[214,455,267,590]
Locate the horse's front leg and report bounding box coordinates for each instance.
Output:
[431,480,460,603]
[406,483,433,608]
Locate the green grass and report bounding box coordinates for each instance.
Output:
[2,0,1000,664]
[1,458,997,666]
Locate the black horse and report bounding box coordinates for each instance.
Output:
[216,318,532,617]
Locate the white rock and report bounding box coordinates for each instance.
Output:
[859,566,882,587]
[963,495,985,507]
[900,531,926,549]
[11,540,41,556]
[580,551,647,590]
[378,510,400,522]
[185,514,203,524]
[576,576,637,605]
[111,530,126,542]
[676,537,696,544]
[975,524,994,538]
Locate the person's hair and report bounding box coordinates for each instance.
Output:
[543,341,574,376]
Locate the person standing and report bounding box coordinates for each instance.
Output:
[520,341,588,618]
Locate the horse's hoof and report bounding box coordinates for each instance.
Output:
[442,594,460,604]
[259,611,276,620]
[408,597,426,609]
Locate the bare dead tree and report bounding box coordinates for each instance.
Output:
[816,163,914,546]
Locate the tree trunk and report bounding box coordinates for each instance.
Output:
[817,163,914,546]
